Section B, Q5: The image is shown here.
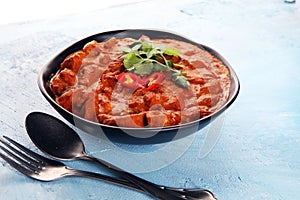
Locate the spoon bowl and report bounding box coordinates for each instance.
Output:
[25,112,85,160]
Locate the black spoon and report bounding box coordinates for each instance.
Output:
[25,111,217,200]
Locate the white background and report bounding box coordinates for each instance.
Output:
[0,0,145,25]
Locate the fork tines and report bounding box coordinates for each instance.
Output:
[0,136,42,177]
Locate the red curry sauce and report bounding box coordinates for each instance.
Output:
[49,36,230,127]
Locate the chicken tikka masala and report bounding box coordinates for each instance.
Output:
[50,36,230,128]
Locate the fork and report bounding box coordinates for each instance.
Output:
[0,136,217,200]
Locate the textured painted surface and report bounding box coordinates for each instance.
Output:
[0,0,300,199]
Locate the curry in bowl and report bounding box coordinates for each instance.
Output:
[49,35,230,128]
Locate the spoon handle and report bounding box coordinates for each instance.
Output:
[83,155,216,200]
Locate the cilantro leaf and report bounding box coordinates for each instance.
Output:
[129,41,142,48]
[123,41,189,88]
[134,63,153,75]
[152,63,166,72]
[141,42,152,52]
[172,75,190,88]
[164,47,180,56]
[167,59,174,68]
[123,53,142,69]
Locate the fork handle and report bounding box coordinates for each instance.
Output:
[65,167,144,192]
[82,155,207,200]
[66,167,215,200]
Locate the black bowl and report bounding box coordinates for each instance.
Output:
[38,29,240,144]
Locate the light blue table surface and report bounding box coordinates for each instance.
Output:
[0,0,299,199]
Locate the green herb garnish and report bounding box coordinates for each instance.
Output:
[163,47,180,56]
[123,41,189,88]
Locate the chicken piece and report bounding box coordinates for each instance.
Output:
[83,94,97,122]
[50,68,76,96]
[77,64,104,87]
[60,51,86,73]
[146,110,181,127]
[55,89,73,112]
[146,110,166,127]
[114,112,146,127]
[98,112,146,127]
